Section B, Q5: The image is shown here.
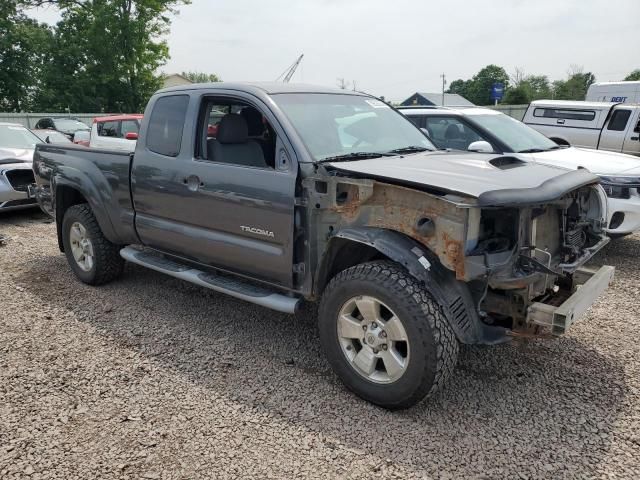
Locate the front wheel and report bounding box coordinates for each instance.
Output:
[61,204,124,285]
[318,261,459,409]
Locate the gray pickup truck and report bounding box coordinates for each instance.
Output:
[33,83,614,409]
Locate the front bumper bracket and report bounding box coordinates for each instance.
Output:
[527,265,615,335]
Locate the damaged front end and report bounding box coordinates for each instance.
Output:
[467,181,613,337]
[307,166,613,343]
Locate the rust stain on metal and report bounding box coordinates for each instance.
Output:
[442,232,465,279]
[323,178,468,277]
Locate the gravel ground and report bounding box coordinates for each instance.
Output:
[1,209,639,479]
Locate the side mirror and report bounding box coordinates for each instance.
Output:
[125,132,139,140]
[468,140,494,153]
[45,136,51,144]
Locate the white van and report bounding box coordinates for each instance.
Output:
[522,100,640,156]
[586,81,640,103]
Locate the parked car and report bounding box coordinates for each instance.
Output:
[89,114,143,152]
[33,83,614,409]
[34,117,90,141]
[400,106,640,237]
[586,81,640,103]
[0,123,39,211]
[31,129,73,144]
[521,100,640,156]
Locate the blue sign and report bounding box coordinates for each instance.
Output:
[491,82,505,100]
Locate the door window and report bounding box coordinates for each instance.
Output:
[146,95,189,157]
[197,99,277,169]
[607,110,631,131]
[424,117,484,150]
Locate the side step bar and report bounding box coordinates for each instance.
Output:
[120,246,301,314]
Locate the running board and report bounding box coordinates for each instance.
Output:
[120,246,301,314]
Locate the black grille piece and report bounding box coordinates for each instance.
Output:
[609,212,625,230]
[5,169,35,192]
[449,296,471,334]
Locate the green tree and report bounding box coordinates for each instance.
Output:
[181,71,221,83]
[0,1,53,111]
[552,68,596,100]
[624,70,640,81]
[503,86,530,105]
[466,65,510,105]
[446,78,469,98]
[520,75,552,100]
[25,0,190,112]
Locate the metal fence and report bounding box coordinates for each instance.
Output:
[0,112,117,128]
[487,104,529,121]
[1,104,532,129]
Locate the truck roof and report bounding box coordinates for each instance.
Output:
[93,114,144,123]
[156,82,366,96]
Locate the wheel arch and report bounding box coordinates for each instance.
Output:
[54,180,118,252]
[315,227,508,345]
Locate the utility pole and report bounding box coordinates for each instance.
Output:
[440,73,446,106]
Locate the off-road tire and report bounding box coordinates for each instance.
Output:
[61,203,124,285]
[318,260,459,409]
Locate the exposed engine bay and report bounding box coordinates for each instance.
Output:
[466,184,609,335]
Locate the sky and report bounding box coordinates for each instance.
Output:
[25,0,639,102]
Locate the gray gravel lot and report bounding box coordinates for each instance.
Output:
[1,209,639,479]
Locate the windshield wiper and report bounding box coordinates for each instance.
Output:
[386,146,433,154]
[518,145,570,153]
[517,148,546,153]
[316,152,394,163]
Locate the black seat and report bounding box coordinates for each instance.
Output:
[444,123,467,150]
[207,114,267,168]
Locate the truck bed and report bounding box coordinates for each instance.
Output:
[33,144,138,246]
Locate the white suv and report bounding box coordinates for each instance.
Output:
[399,106,640,237]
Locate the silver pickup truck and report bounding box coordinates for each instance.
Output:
[33,83,614,409]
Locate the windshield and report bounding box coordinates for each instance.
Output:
[273,94,435,161]
[0,125,40,149]
[55,119,90,131]
[469,113,558,152]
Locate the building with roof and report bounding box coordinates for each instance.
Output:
[401,92,474,107]
[162,73,193,89]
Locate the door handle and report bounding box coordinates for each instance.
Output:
[183,175,204,192]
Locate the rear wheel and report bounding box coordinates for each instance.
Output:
[61,204,124,285]
[318,261,459,409]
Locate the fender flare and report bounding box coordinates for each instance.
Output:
[320,227,508,345]
[53,174,120,250]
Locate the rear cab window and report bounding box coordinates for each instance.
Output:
[98,120,119,137]
[533,108,596,121]
[146,95,189,157]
